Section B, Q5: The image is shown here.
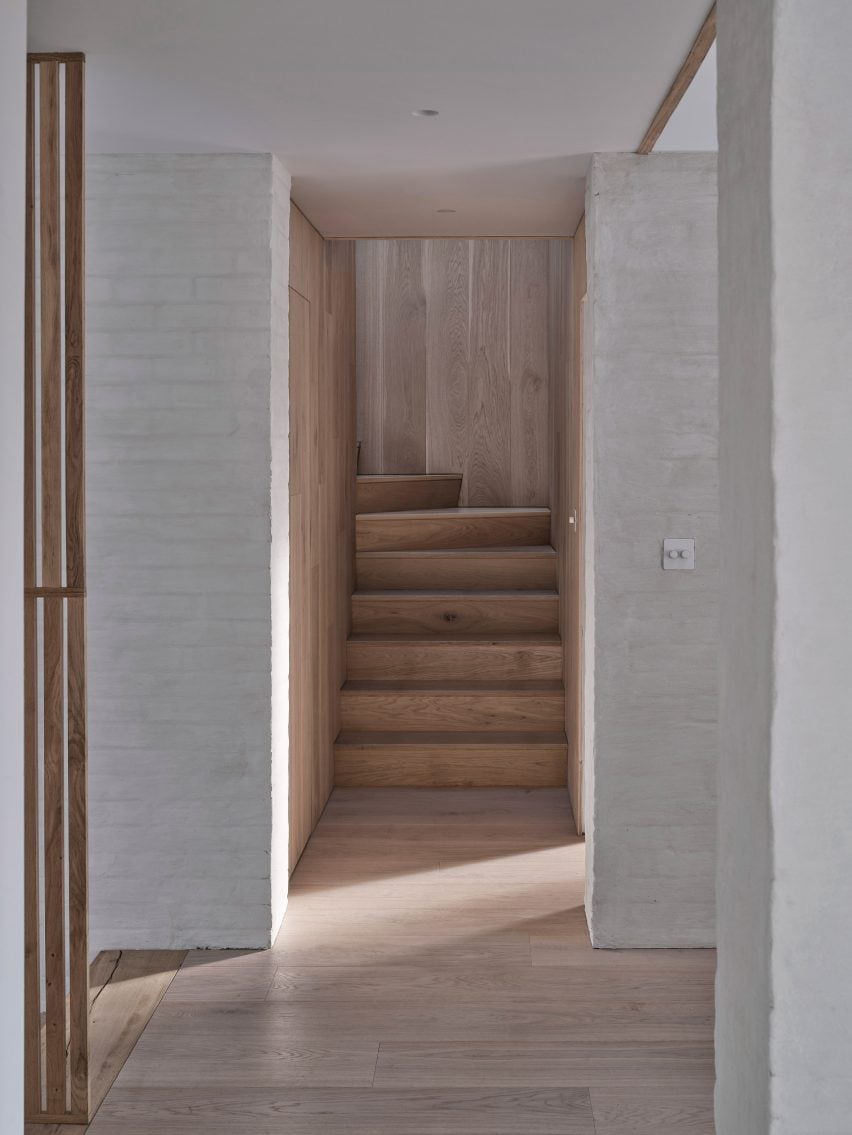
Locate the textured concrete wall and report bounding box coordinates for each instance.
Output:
[585,153,719,947]
[86,154,290,950]
[717,1,852,1130]
[269,157,291,935]
[715,0,773,1124]
[0,3,26,1129]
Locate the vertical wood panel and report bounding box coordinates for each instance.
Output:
[23,58,42,1121]
[355,242,385,473]
[65,61,86,591]
[42,596,67,1113]
[566,218,587,833]
[510,241,550,506]
[382,241,427,474]
[467,239,511,505]
[357,239,564,507]
[425,240,470,496]
[67,597,90,1117]
[39,62,62,588]
[289,208,356,871]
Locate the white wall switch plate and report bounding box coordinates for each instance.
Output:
[662,538,695,569]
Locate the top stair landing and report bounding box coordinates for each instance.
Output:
[356,474,462,514]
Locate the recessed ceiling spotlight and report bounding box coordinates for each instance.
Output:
[412,108,439,117]
[437,208,456,214]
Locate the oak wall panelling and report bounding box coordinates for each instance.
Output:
[289,206,356,870]
[356,239,569,508]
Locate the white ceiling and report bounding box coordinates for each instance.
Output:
[656,43,717,152]
[28,0,718,237]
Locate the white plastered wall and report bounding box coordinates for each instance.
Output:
[85,153,291,950]
[716,0,852,1129]
[0,2,26,1130]
[585,152,719,947]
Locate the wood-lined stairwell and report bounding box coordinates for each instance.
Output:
[335,475,568,787]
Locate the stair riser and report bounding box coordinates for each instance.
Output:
[357,514,550,552]
[356,554,556,591]
[335,746,568,787]
[357,479,462,514]
[347,642,563,681]
[340,693,565,732]
[352,597,558,635]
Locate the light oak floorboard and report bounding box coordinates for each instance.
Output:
[590,1087,715,1134]
[80,789,714,1133]
[89,1085,596,1134]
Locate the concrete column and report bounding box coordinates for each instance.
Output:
[85,154,291,951]
[716,1,852,1130]
[585,153,719,948]
[0,3,26,1131]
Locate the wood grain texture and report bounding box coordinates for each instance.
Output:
[334,736,568,787]
[589,1087,715,1133]
[356,240,568,506]
[288,206,356,870]
[355,241,385,473]
[64,60,86,591]
[87,951,187,1116]
[351,591,559,636]
[26,55,91,1124]
[72,789,713,1133]
[67,598,90,1117]
[637,4,716,154]
[43,596,67,1113]
[340,682,564,732]
[510,241,550,505]
[566,218,587,833]
[39,61,62,589]
[381,241,427,473]
[467,239,511,504]
[356,507,550,552]
[425,240,470,486]
[23,59,42,1121]
[356,546,556,591]
[346,635,562,682]
[356,474,461,513]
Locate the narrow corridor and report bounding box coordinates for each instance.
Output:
[85,789,715,1133]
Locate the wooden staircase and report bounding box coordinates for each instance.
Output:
[335,475,568,787]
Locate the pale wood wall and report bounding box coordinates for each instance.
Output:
[356,239,570,507]
[289,207,356,870]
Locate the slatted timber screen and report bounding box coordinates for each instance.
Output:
[24,52,90,1126]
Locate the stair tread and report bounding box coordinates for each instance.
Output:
[348,632,562,644]
[357,474,462,483]
[359,507,550,520]
[343,680,564,693]
[354,589,557,599]
[358,545,555,559]
[336,730,568,746]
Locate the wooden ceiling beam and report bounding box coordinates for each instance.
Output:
[636,3,717,155]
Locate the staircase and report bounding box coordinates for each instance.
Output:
[334,475,568,787]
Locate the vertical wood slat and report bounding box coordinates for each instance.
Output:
[65,61,86,591]
[65,65,90,1114]
[42,596,66,1114]
[23,58,42,1120]
[25,53,89,1125]
[67,597,89,1117]
[39,61,62,589]
[38,59,68,1117]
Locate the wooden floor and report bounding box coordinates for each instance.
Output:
[80,789,714,1133]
